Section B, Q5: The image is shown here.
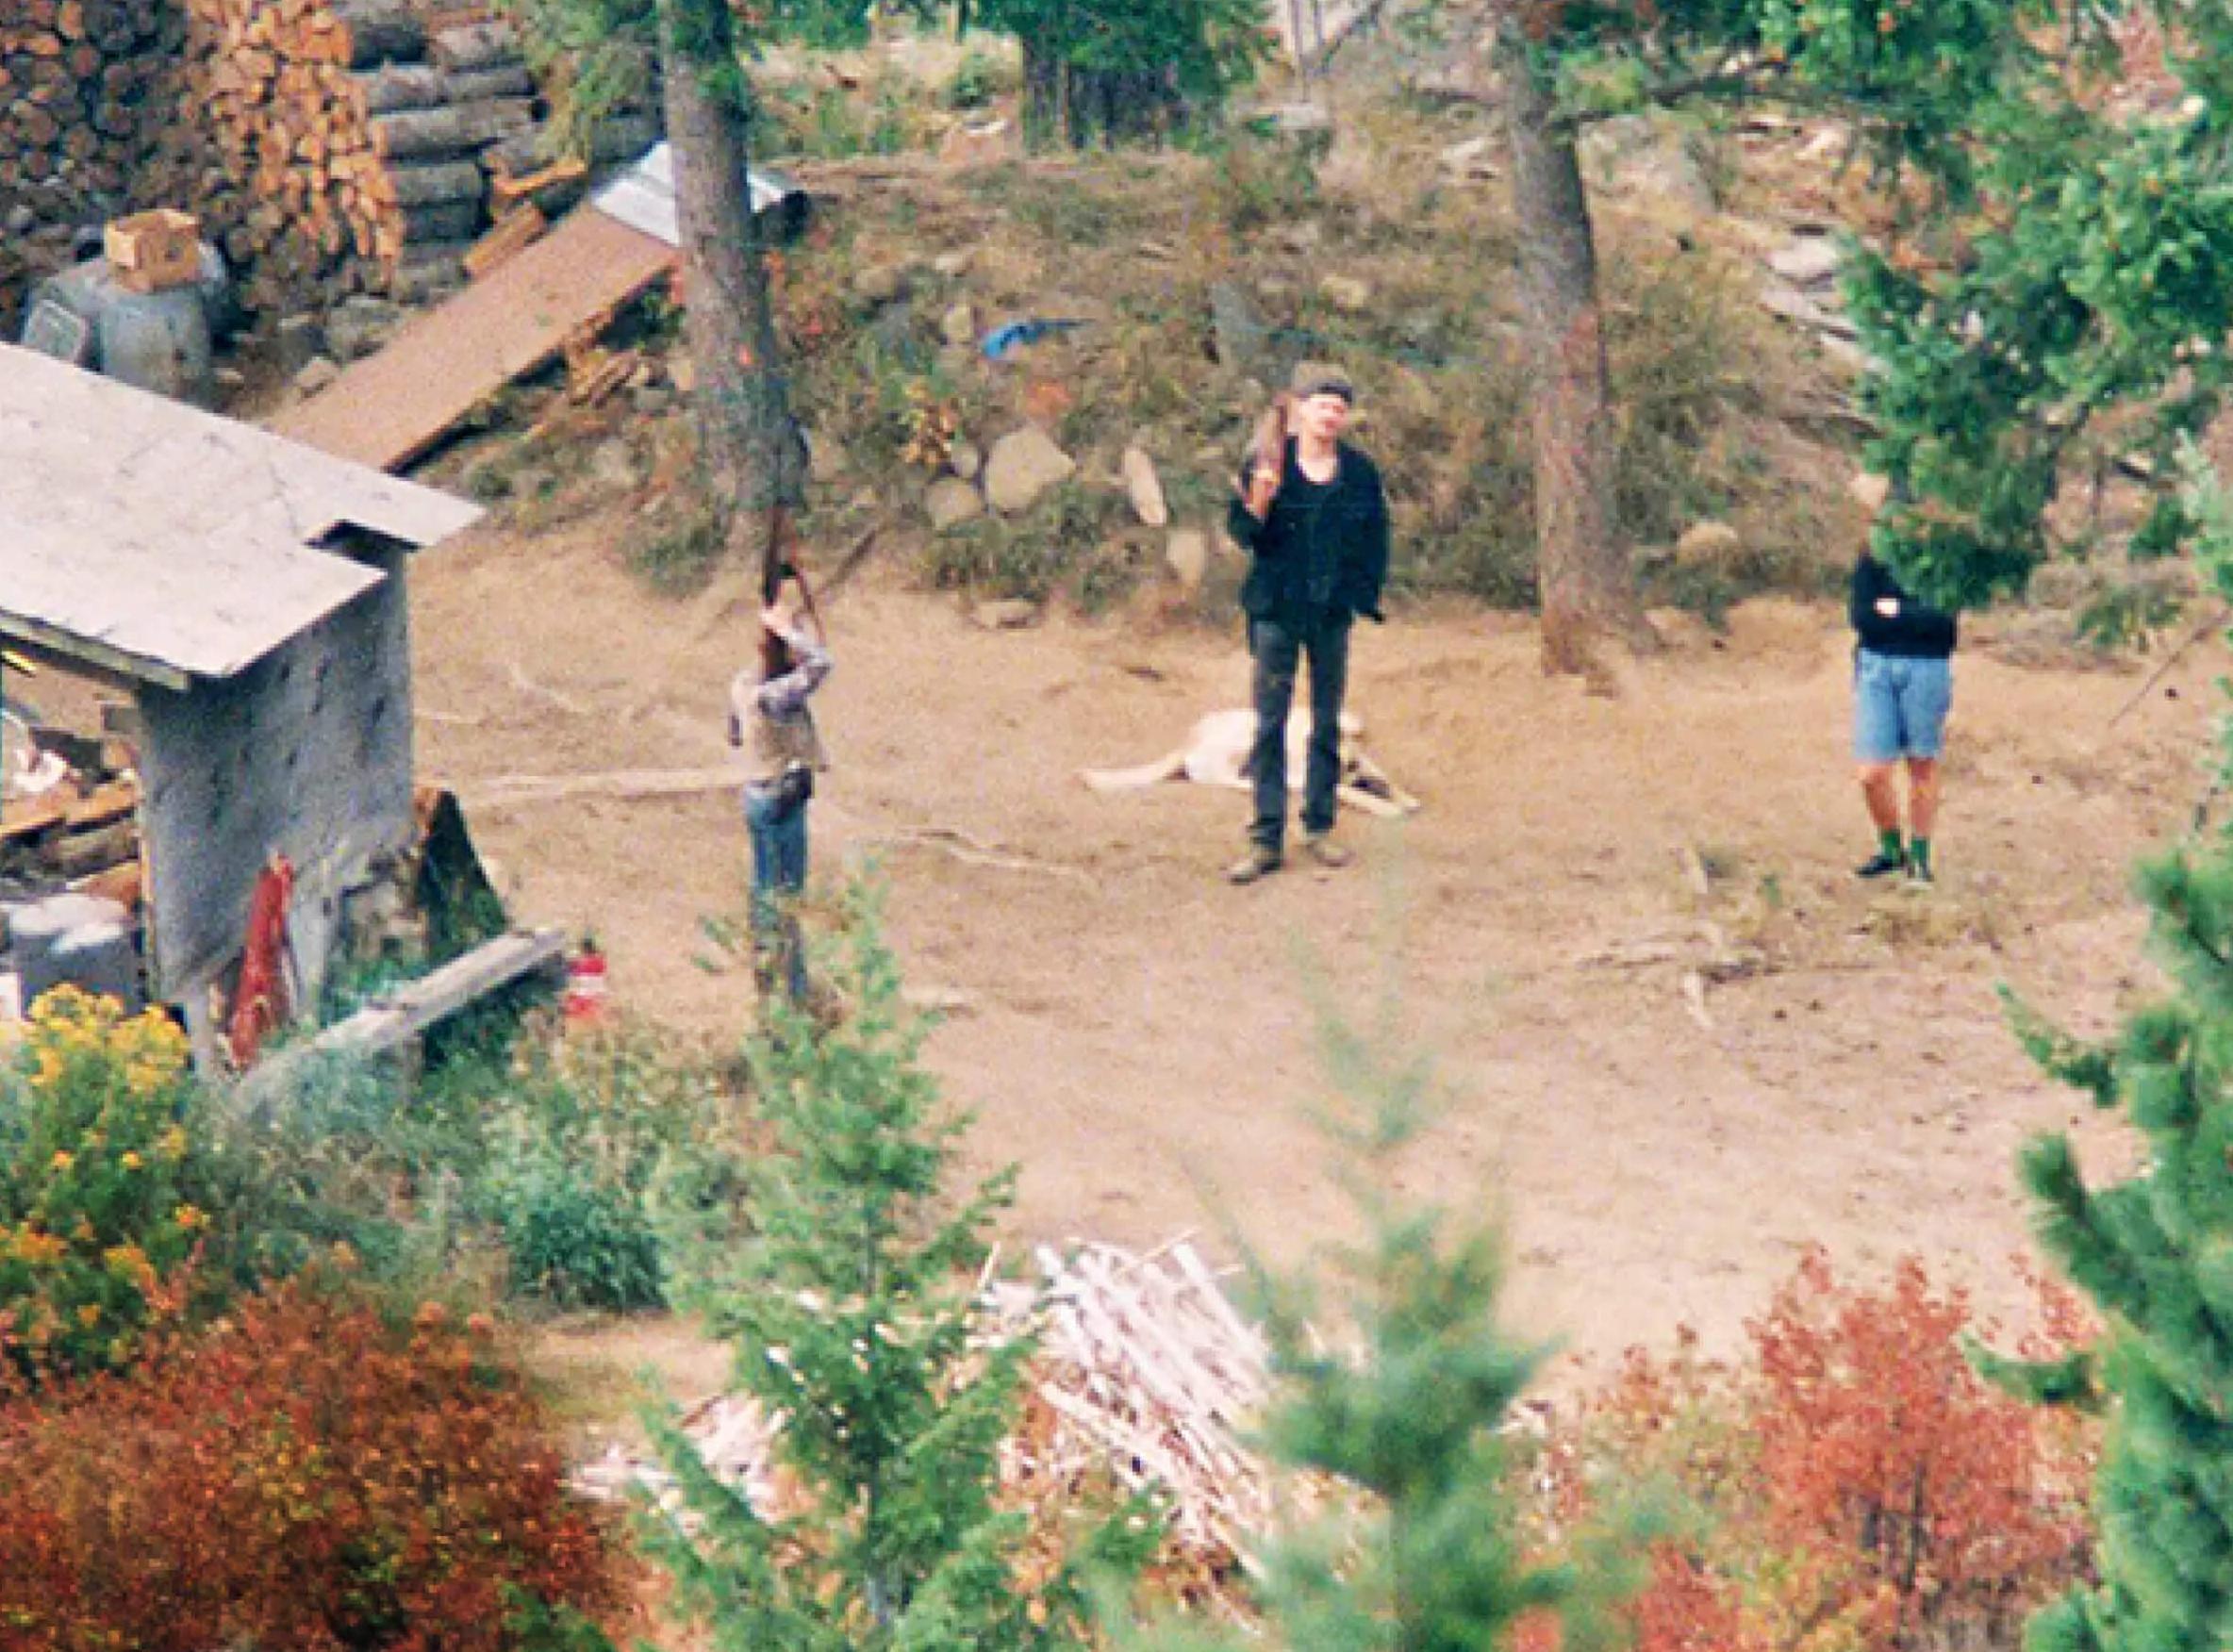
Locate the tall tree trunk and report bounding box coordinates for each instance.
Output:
[659,0,803,598]
[1496,21,1649,679]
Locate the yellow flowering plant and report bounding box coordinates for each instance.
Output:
[0,987,207,1377]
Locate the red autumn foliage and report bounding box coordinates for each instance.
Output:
[0,1279,630,1652]
[1529,1252,2094,1652]
[1748,1249,2092,1646]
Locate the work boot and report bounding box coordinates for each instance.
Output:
[1226,844,1283,885]
[1301,834,1353,869]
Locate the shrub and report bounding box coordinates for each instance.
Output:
[0,1275,629,1650]
[0,989,209,1378]
[473,1017,751,1311]
[1537,1253,2095,1652]
[1747,1251,2092,1649]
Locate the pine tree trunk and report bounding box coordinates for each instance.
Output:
[658,0,803,596]
[1496,21,1650,679]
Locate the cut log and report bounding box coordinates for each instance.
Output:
[384,157,485,205]
[370,96,532,159]
[441,62,534,102]
[427,21,517,71]
[335,0,425,67]
[353,60,448,112]
[397,198,482,241]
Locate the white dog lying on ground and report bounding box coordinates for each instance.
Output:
[1082,708,1421,817]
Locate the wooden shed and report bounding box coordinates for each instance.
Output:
[0,342,481,1059]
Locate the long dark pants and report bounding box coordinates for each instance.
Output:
[1248,611,1351,852]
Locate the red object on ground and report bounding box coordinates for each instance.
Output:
[563,942,610,1024]
[228,853,295,1068]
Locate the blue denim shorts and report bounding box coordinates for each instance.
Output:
[1854,649,1951,763]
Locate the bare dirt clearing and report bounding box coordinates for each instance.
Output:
[418,507,2208,1380]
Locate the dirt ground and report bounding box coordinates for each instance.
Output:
[413,505,2213,1380]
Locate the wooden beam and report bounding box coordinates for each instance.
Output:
[237,926,569,1099]
[0,617,190,693]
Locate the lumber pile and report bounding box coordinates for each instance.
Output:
[573,1239,1283,1577]
[2,756,144,911]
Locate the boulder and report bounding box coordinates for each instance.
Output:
[1768,236,1842,288]
[324,294,404,362]
[852,261,912,306]
[1439,134,1497,177]
[925,476,984,531]
[1675,520,1743,567]
[1166,528,1209,592]
[1319,274,1373,314]
[590,439,637,491]
[1121,446,1169,527]
[984,426,1076,513]
[1847,471,1892,512]
[950,436,984,482]
[274,312,325,375]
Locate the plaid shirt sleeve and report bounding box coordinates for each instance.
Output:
[754,631,833,719]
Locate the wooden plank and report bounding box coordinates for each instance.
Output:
[462,202,544,279]
[240,926,567,1095]
[1,791,73,842]
[268,210,676,471]
[63,780,138,829]
[469,765,738,807]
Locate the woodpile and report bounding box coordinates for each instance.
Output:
[4,0,668,330]
[0,0,189,334]
[573,1238,1286,1579]
[175,0,541,308]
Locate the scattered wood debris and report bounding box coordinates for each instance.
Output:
[574,1238,1285,1574]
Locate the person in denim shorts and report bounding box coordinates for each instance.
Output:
[1849,549,1955,884]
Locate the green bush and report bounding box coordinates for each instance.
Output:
[943,44,1013,110]
[471,1018,750,1312]
[921,480,1138,606]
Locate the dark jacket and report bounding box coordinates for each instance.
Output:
[1850,553,1957,658]
[1228,439,1390,625]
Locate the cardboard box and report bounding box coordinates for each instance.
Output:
[105,209,201,295]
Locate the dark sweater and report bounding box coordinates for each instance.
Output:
[1850,553,1957,658]
[1227,439,1390,625]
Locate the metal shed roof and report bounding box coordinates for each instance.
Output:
[591,142,805,248]
[0,344,481,687]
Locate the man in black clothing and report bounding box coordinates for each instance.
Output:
[1849,548,1958,884]
[1224,361,1391,885]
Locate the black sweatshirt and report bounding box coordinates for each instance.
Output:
[1850,553,1957,658]
[1227,439,1391,625]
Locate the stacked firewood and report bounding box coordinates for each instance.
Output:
[175,0,540,307]
[0,0,187,334]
